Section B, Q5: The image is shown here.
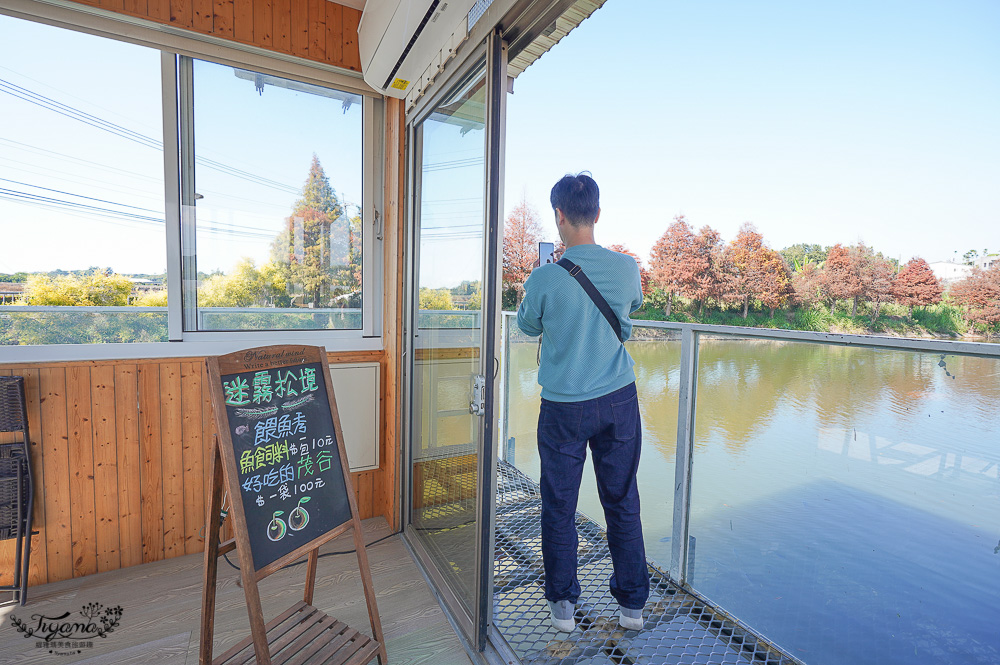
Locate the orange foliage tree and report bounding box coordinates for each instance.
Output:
[791,262,825,308]
[950,266,1000,330]
[725,223,790,318]
[864,253,897,323]
[648,216,696,316]
[823,243,863,314]
[893,258,943,316]
[502,197,545,302]
[687,226,726,315]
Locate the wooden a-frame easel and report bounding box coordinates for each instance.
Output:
[199,346,387,665]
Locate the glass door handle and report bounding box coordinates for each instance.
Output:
[470,374,486,416]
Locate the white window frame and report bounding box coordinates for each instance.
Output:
[0,0,384,364]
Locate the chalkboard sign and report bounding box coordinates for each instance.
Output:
[209,345,353,572]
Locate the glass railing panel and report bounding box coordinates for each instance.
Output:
[501,314,682,567]
[0,306,168,345]
[197,307,361,330]
[688,333,1000,665]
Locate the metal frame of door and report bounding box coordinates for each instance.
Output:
[401,28,507,656]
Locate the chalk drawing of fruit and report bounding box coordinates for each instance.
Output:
[289,497,311,531]
[267,511,286,541]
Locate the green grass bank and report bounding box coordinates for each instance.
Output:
[630,302,995,340]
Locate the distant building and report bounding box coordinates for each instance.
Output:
[128,277,165,295]
[0,282,24,304]
[928,261,972,284]
[976,254,999,271]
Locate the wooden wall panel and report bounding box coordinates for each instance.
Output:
[212,0,234,39]
[353,471,373,520]
[115,364,143,569]
[325,1,343,67]
[233,0,253,43]
[290,0,309,58]
[64,0,362,72]
[22,367,47,585]
[381,97,405,530]
[91,365,121,572]
[39,368,73,582]
[169,0,193,28]
[181,361,205,555]
[0,348,396,587]
[307,0,326,61]
[252,0,272,48]
[341,7,361,71]
[160,363,185,559]
[272,0,291,53]
[123,0,149,16]
[98,0,125,13]
[138,365,164,564]
[147,0,169,22]
[66,366,98,578]
[192,0,214,32]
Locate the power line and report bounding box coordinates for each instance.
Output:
[0,188,163,224]
[1,78,161,146]
[422,157,484,173]
[2,79,366,217]
[0,63,163,136]
[0,147,296,212]
[0,177,163,215]
[0,80,304,195]
[0,157,164,203]
[0,79,162,149]
[0,195,159,232]
[0,137,163,183]
[0,188,276,241]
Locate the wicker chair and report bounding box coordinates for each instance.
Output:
[0,376,35,605]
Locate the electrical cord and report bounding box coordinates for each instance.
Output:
[221,531,398,573]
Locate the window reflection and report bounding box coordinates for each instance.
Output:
[186,59,364,331]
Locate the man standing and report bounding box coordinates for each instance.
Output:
[516,173,649,632]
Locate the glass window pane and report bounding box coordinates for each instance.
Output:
[186,60,364,331]
[689,335,1000,665]
[0,15,166,345]
[410,63,487,612]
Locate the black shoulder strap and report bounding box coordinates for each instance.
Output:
[557,258,623,344]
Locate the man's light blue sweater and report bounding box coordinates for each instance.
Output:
[516,244,643,402]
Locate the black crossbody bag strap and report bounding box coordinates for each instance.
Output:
[557,258,624,344]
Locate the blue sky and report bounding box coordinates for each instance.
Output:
[0,19,165,274]
[504,0,1000,265]
[1,1,997,279]
[0,15,362,275]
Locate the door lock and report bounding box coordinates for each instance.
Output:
[470,374,486,416]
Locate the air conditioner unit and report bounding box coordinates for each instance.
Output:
[359,1,476,99]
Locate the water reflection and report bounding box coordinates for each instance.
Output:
[503,330,1000,665]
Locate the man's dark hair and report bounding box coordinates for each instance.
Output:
[550,172,599,226]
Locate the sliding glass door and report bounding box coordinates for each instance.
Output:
[404,32,505,651]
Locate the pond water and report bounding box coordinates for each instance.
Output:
[502,330,1000,665]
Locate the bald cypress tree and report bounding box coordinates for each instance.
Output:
[271,155,361,308]
[893,258,942,316]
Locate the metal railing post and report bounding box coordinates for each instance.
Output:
[670,328,699,585]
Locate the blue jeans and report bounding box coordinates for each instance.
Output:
[536,382,649,610]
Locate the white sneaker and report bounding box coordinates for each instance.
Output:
[547,600,576,632]
[618,605,644,630]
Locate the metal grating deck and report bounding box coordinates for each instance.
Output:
[492,461,804,665]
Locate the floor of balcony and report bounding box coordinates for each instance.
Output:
[490,462,803,665]
[0,518,473,665]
